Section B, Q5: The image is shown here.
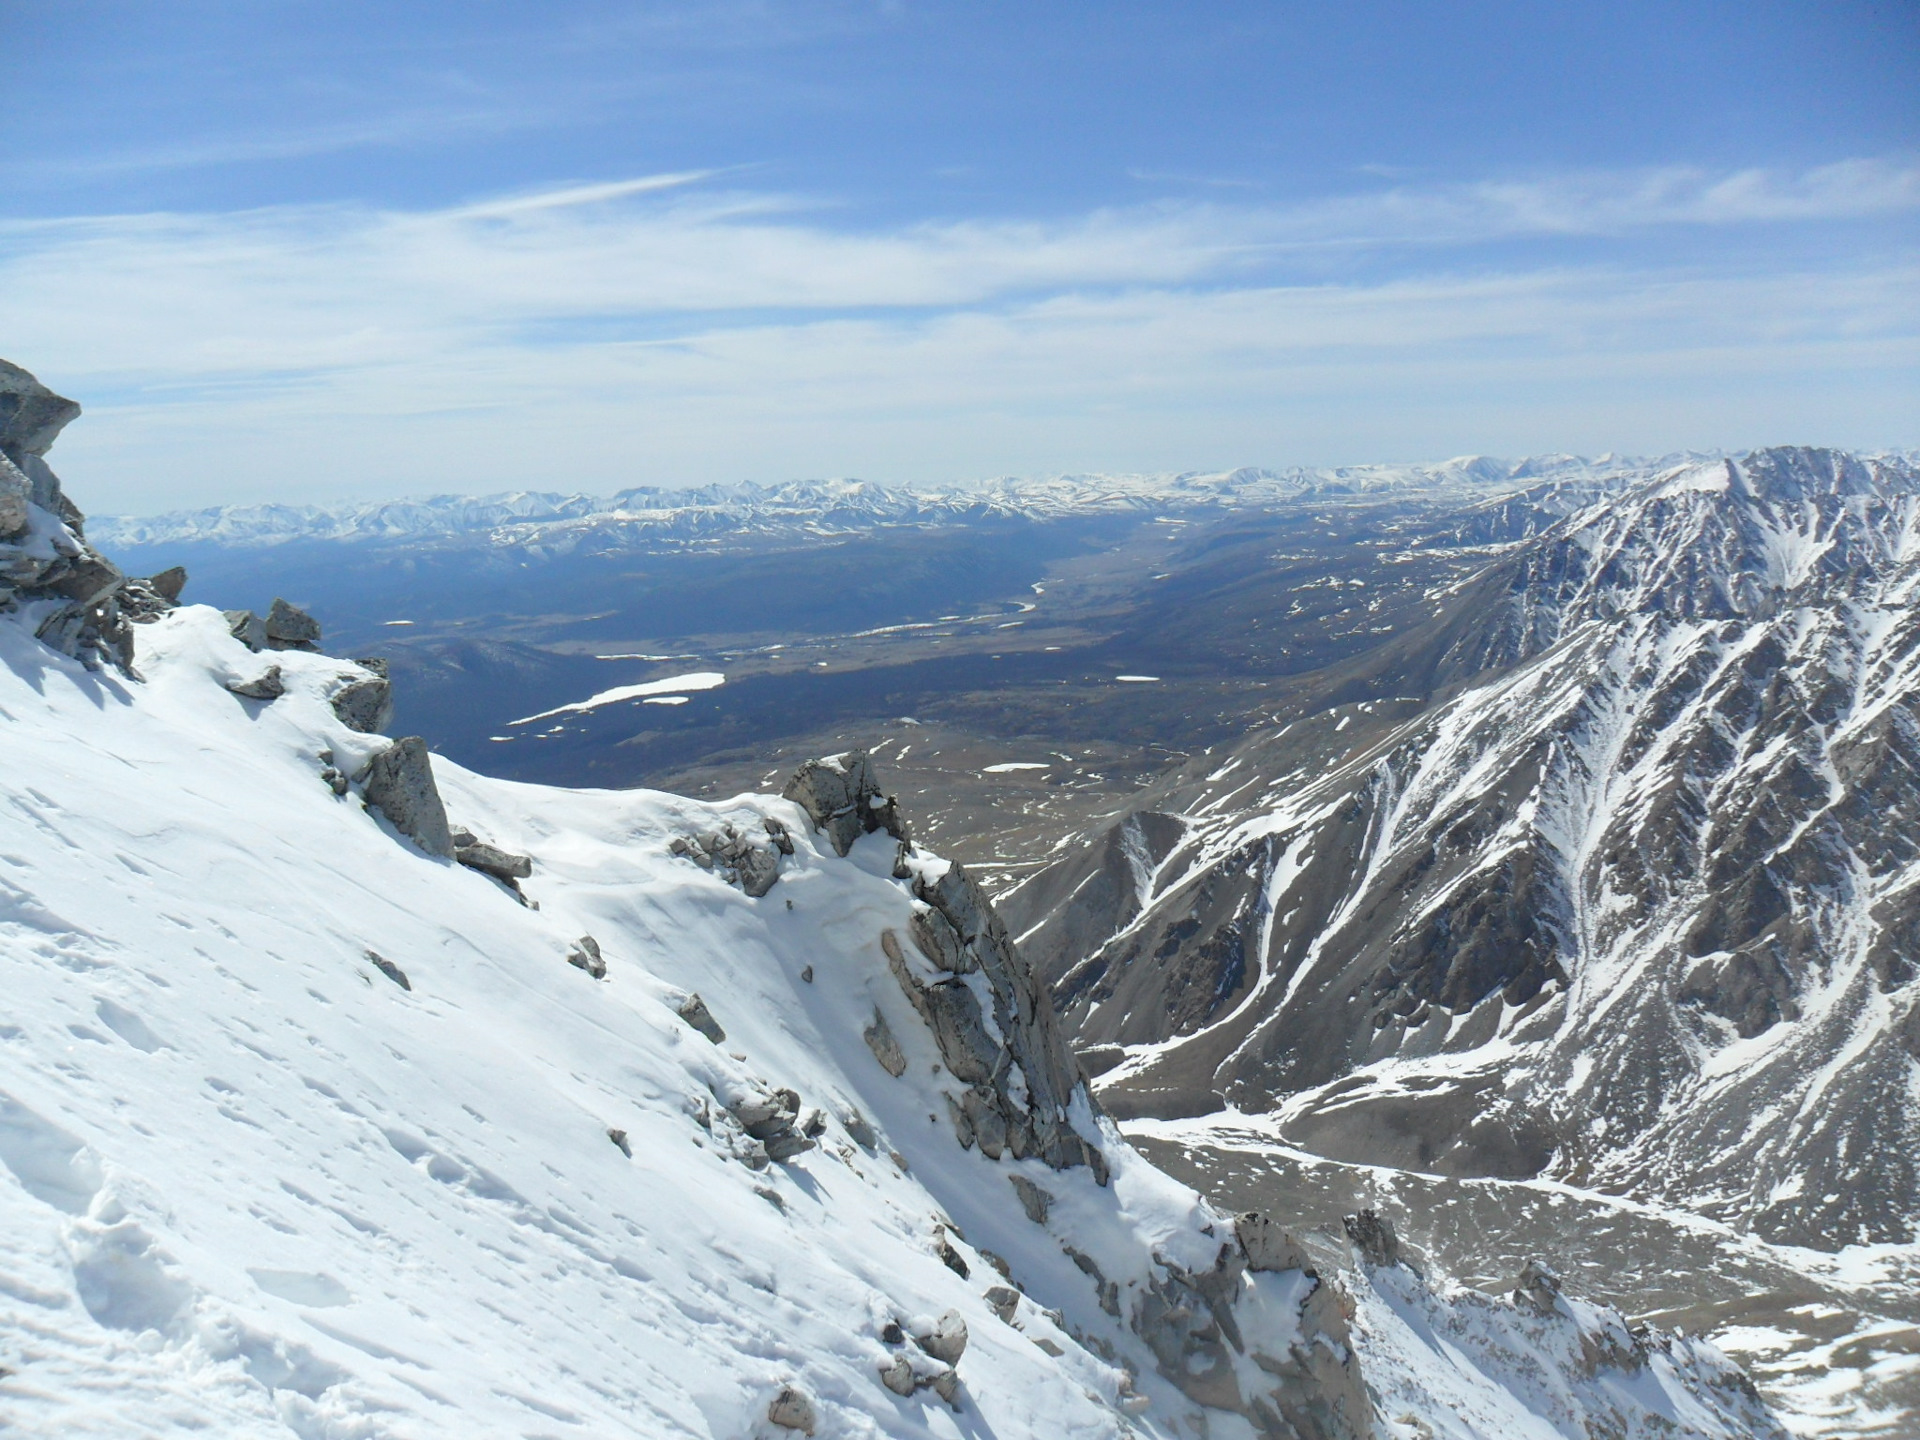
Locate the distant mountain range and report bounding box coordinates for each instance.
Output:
[91,454,1713,553]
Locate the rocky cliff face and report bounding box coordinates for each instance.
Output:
[1007,448,1920,1250]
[0,361,166,668]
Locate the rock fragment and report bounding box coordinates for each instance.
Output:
[0,358,82,455]
[669,823,782,896]
[935,1232,969,1279]
[146,566,187,603]
[225,666,285,701]
[607,1128,631,1157]
[225,609,266,651]
[767,1385,817,1434]
[362,737,455,858]
[862,1009,907,1077]
[677,993,725,1043]
[453,834,533,882]
[984,1285,1021,1324]
[264,597,321,651]
[567,936,607,979]
[879,1352,915,1396]
[367,952,410,991]
[917,1309,968,1365]
[331,670,393,734]
[1009,1174,1053,1225]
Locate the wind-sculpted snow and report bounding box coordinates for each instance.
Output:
[0,601,1779,1438]
[89,454,1698,555]
[1011,448,1920,1255]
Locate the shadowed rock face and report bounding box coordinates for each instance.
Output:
[1006,448,1920,1248]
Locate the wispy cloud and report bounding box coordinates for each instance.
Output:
[2,160,1913,508]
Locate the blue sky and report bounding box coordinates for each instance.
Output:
[2,1,1915,510]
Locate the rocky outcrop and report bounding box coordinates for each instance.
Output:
[902,865,1104,1180]
[0,360,169,671]
[330,660,394,734]
[361,737,454,858]
[783,750,1108,1182]
[668,822,784,897]
[782,751,909,856]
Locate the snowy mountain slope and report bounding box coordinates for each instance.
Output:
[1006,448,1920,1252]
[88,455,1693,556]
[0,607,1786,1440]
[0,359,1780,1439]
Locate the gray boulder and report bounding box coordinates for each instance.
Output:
[668,824,782,896]
[567,936,607,979]
[917,1309,968,1365]
[454,839,533,881]
[225,610,266,652]
[265,597,322,651]
[225,666,285,701]
[677,993,726,1044]
[766,1385,817,1434]
[862,1009,907,1077]
[879,1352,915,1396]
[146,566,187,603]
[910,905,973,973]
[1009,1174,1052,1225]
[0,362,137,670]
[362,737,454,858]
[331,673,393,734]
[367,952,410,991]
[736,845,779,897]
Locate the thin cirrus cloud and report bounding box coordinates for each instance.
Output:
[2,158,1914,509]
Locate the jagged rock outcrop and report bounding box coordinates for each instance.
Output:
[803,749,1106,1180]
[361,736,455,858]
[782,750,909,856]
[0,360,171,670]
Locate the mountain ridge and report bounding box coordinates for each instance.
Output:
[90,454,1715,553]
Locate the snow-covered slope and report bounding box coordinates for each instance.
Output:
[0,608,1786,1440]
[1009,448,1920,1251]
[88,455,1693,556]
[0,358,1779,1438]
